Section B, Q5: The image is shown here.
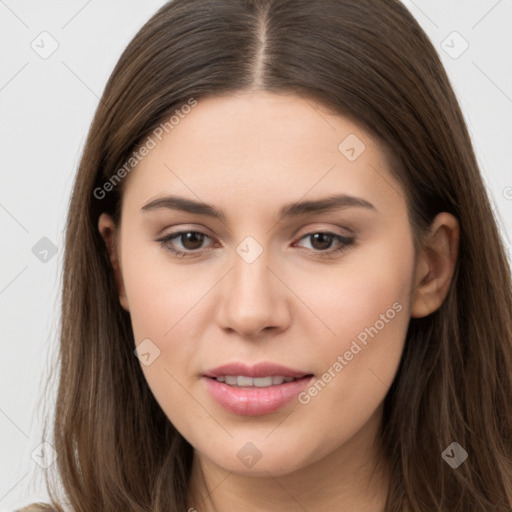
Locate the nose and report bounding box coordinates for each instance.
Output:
[215,247,291,339]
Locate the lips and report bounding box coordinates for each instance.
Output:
[203,361,310,379]
[202,362,314,416]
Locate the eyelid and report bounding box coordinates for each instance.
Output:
[156,224,215,242]
[293,222,354,238]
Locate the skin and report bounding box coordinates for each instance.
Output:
[99,91,459,511]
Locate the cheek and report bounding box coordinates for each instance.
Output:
[120,247,205,432]
[124,274,200,342]
[118,234,206,417]
[305,230,414,347]
[119,229,202,342]
[296,233,414,426]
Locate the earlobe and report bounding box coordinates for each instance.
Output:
[98,213,129,311]
[411,212,459,318]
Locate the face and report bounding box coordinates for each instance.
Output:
[102,91,418,477]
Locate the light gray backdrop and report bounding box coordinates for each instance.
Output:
[1,0,511,509]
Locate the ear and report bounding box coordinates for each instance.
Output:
[411,212,459,318]
[98,213,129,311]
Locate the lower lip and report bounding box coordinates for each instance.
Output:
[203,376,314,416]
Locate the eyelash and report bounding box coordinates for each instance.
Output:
[156,230,355,259]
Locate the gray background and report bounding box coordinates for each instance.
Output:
[1,0,511,509]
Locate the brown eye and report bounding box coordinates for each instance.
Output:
[157,230,213,257]
[294,231,355,258]
[309,233,336,251]
[177,232,206,250]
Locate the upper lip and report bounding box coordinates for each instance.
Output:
[203,362,312,379]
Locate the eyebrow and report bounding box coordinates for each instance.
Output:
[141,193,376,222]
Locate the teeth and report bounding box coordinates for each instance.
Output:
[254,377,274,387]
[238,376,254,387]
[224,376,238,386]
[215,375,298,388]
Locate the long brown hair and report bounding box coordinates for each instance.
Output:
[37,0,512,510]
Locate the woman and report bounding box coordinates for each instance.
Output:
[19,0,512,510]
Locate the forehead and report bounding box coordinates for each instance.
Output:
[121,91,405,218]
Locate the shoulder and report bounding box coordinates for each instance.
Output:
[14,504,57,512]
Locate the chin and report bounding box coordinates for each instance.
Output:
[199,439,318,477]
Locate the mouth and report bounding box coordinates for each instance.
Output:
[203,361,311,380]
[202,363,315,416]
[210,375,309,388]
